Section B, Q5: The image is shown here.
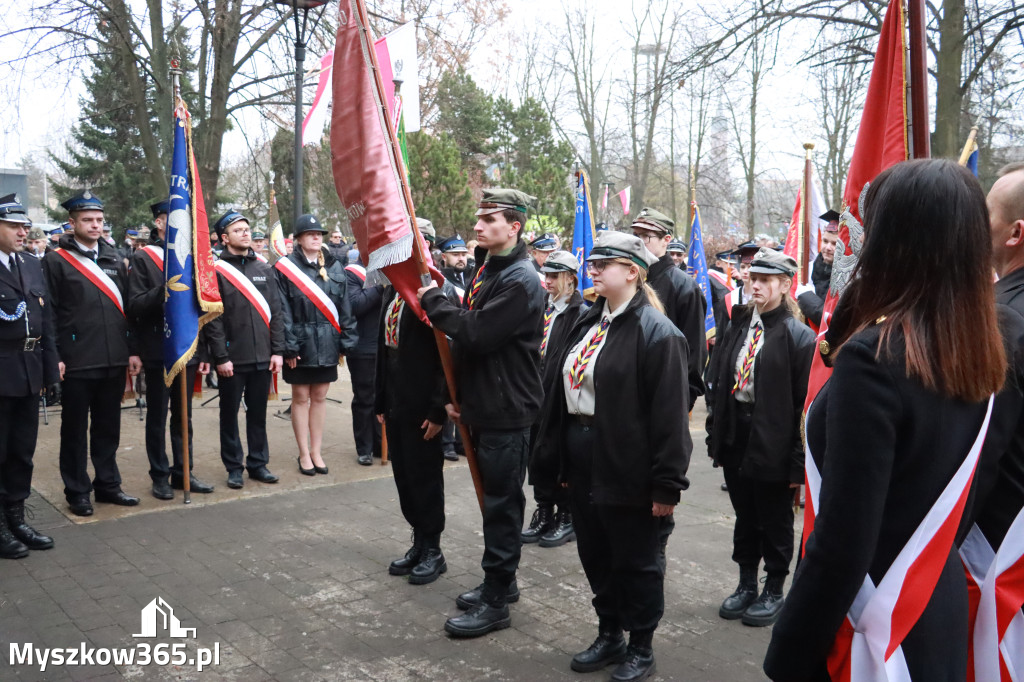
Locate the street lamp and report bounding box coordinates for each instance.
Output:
[275,0,332,226]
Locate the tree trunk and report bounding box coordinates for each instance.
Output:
[147,0,172,164]
[746,70,758,238]
[933,0,966,158]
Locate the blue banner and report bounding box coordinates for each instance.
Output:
[163,114,202,384]
[967,147,979,177]
[687,204,716,340]
[572,171,596,298]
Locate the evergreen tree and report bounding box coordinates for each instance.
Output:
[269,127,311,235]
[407,131,477,237]
[435,69,495,166]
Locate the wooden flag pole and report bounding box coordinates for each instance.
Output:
[957,126,979,166]
[907,0,930,159]
[356,0,484,512]
[802,143,814,285]
[171,62,191,505]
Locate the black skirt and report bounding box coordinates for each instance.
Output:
[282,364,338,385]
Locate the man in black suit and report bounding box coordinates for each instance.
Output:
[0,194,59,557]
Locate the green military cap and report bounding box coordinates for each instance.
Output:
[476,188,536,216]
[587,230,658,271]
[27,226,46,241]
[630,207,675,235]
[750,247,798,277]
[251,230,266,239]
[416,217,436,242]
[540,250,580,274]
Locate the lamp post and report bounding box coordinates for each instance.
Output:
[275,0,331,226]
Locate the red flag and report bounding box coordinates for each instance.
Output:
[802,0,909,553]
[329,0,441,322]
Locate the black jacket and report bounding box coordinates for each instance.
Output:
[441,266,470,296]
[535,289,692,507]
[0,252,58,396]
[706,302,815,483]
[796,253,832,326]
[203,250,286,367]
[374,285,459,425]
[765,326,989,681]
[276,250,357,367]
[708,269,730,337]
[647,255,707,409]
[125,239,198,367]
[421,240,545,430]
[344,265,383,358]
[45,234,134,372]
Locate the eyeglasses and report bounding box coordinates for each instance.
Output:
[587,259,627,273]
[632,231,660,242]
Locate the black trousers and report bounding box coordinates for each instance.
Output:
[218,366,271,473]
[346,355,381,458]
[441,418,464,455]
[0,395,40,503]
[143,364,195,483]
[387,414,445,538]
[567,419,669,634]
[59,372,124,499]
[723,465,795,577]
[473,427,529,597]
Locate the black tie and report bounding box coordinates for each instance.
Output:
[88,250,97,261]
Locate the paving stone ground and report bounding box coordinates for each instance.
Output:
[0,376,787,681]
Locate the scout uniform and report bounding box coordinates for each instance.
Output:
[0,194,58,557]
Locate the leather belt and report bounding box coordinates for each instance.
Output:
[571,414,595,427]
[0,337,41,352]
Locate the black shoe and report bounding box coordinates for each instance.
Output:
[521,505,554,544]
[67,496,93,517]
[444,602,511,638]
[456,580,519,610]
[721,482,728,491]
[313,463,329,475]
[742,576,786,627]
[94,490,140,506]
[152,481,174,500]
[248,467,279,484]
[610,645,656,682]
[3,503,54,550]
[389,533,423,576]
[720,567,759,620]
[357,453,373,466]
[297,457,316,476]
[171,476,214,494]
[0,514,30,559]
[570,631,627,672]
[538,509,575,548]
[443,450,458,462]
[409,548,447,585]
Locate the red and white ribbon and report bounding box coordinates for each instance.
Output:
[141,245,164,270]
[56,248,124,316]
[215,260,271,328]
[274,257,341,333]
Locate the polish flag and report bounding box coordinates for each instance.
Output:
[618,186,631,215]
[302,50,334,146]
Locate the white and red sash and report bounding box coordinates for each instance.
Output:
[141,245,164,270]
[255,252,268,264]
[215,260,271,328]
[803,396,993,682]
[345,263,366,282]
[274,257,341,333]
[725,287,745,319]
[56,248,124,316]
[960,510,1024,682]
[709,268,732,289]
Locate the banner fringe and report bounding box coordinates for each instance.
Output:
[367,232,412,272]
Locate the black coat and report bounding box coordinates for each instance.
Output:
[276,250,357,367]
[765,326,989,681]
[374,285,459,425]
[202,250,286,367]
[535,289,692,507]
[345,266,383,358]
[707,269,730,337]
[441,266,470,296]
[0,252,58,396]
[796,254,832,326]
[45,234,134,372]
[706,302,815,483]
[647,255,707,409]
[421,240,545,430]
[125,240,197,368]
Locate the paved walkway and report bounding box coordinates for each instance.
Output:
[0,381,781,681]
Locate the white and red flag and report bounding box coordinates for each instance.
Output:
[618,186,631,216]
[302,50,334,146]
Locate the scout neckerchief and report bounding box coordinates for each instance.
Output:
[733,321,763,393]
[466,263,486,309]
[384,295,404,349]
[568,317,610,390]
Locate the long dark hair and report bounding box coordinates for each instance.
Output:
[830,159,1005,402]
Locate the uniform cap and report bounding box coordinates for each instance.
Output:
[731,241,760,264]
[61,222,74,233]
[416,217,436,242]
[27,226,46,240]
[293,213,327,236]
[137,227,151,241]
[667,239,687,253]
[749,247,798,277]
[61,190,104,213]
[213,210,248,237]
[540,250,580,274]
[0,193,31,225]
[438,235,469,253]
[630,207,674,235]
[715,250,737,263]
[251,230,266,240]
[476,188,536,216]
[126,229,139,237]
[529,232,559,251]
[150,200,171,219]
[586,231,658,270]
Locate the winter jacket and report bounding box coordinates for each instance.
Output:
[647,254,707,409]
[344,265,383,358]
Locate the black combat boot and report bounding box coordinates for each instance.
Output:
[570,618,627,672]
[610,630,656,682]
[742,574,786,626]
[456,579,519,610]
[409,534,447,585]
[0,513,29,559]
[521,504,554,544]
[719,565,758,620]
[388,532,422,576]
[538,507,576,548]
[445,583,511,638]
[3,502,54,550]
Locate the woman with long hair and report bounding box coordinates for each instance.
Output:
[535,231,691,682]
[522,250,587,548]
[276,214,357,476]
[764,159,1006,681]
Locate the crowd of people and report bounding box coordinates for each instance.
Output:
[0,157,1022,681]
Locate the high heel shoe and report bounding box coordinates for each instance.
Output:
[297,457,316,476]
[313,463,329,475]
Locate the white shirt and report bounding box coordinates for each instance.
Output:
[74,238,99,258]
[0,250,12,271]
[562,299,630,417]
[733,307,765,404]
